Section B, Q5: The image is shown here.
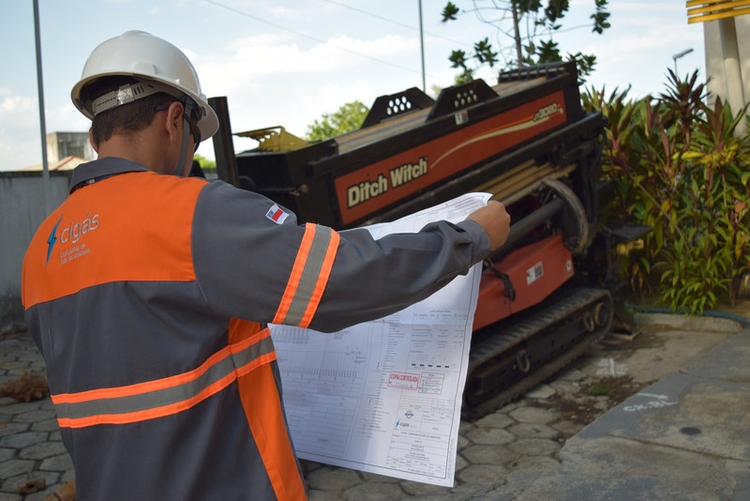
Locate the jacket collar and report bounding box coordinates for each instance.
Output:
[69,157,150,193]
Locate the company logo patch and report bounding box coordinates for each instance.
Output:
[265,204,289,224]
[46,216,62,265]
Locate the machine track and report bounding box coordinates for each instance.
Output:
[463,286,613,420]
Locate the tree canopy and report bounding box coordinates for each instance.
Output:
[306,101,370,141]
[441,0,610,83]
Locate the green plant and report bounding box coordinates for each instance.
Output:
[584,70,750,314]
[588,382,613,396]
[306,101,370,142]
[441,0,610,83]
[675,95,750,309]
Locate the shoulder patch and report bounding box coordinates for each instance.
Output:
[265,204,289,224]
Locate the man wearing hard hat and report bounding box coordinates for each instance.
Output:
[22,31,510,500]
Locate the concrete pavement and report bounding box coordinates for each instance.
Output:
[0,311,747,500]
[499,324,750,501]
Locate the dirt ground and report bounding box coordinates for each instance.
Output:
[525,320,740,426]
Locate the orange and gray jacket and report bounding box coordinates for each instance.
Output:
[22,157,490,500]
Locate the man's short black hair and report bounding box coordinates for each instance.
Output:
[84,76,177,147]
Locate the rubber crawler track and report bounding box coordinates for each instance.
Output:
[463,287,613,420]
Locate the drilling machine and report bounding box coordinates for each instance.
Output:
[209,62,647,419]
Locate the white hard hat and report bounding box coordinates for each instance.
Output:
[71,31,219,141]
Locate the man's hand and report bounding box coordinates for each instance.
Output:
[466,200,511,251]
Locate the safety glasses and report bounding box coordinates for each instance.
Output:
[155,103,201,152]
[184,114,201,152]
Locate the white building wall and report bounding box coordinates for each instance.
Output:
[703,15,750,109]
[0,172,71,333]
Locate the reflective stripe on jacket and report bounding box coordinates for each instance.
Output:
[22,157,490,500]
[22,161,339,500]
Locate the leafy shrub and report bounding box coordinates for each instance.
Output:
[583,70,750,314]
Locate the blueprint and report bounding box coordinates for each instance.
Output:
[270,193,491,487]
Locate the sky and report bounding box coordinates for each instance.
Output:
[0,0,706,171]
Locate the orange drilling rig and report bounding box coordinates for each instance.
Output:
[209,62,647,419]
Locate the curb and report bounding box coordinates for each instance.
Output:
[633,312,746,334]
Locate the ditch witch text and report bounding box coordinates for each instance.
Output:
[347,156,428,209]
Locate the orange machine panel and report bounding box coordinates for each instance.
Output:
[333,92,567,225]
[473,235,574,331]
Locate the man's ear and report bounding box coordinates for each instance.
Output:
[164,101,185,144]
